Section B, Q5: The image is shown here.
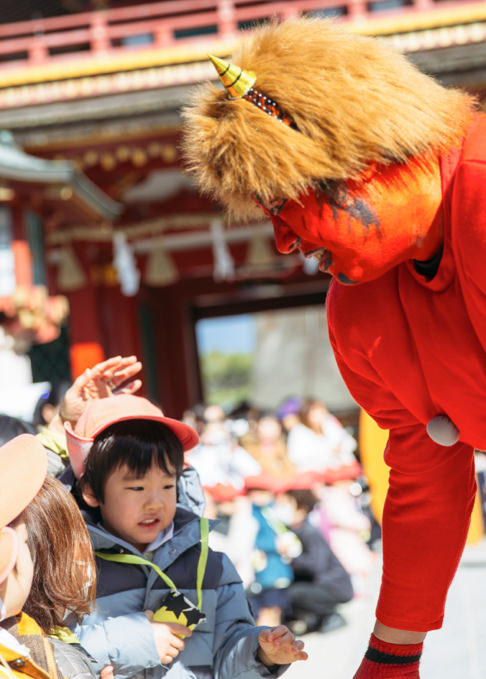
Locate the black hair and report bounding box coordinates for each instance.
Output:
[0,414,36,446]
[286,489,318,515]
[80,419,184,503]
[32,381,70,427]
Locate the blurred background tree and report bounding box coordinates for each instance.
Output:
[200,350,253,409]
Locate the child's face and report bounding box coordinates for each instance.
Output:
[0,523,34,619]
[94,462,178,552]
[247,489,275,507]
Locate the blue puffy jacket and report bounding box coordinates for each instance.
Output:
[73,505,287,679]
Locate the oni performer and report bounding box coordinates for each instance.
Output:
[182,17,486,677]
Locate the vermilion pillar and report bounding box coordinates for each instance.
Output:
[67,286,105,378]
[11,204,32,287]
[63,244,105,379]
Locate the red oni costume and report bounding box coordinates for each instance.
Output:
[326,114,486,630]
[264,113,486,631]
[182,16,484,675]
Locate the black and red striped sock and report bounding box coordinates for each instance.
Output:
[353,633,423,677]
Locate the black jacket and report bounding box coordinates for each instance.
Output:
[291,517,354,602]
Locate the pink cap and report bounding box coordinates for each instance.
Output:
[65,394,199,478]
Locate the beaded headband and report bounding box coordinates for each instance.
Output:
[208,54,297,129]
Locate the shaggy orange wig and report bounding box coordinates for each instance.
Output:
[182,18,475,219]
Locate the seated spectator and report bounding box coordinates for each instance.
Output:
[186,403,261,504]
[227,401,262,440]
[276,398,376,595]
[287,398,360,479]
[181,403,206,437]
[239,413,296,482]
[224,474,302,628]
[318,480,377,594]
[275,397,302,439]
[277,488,354,635]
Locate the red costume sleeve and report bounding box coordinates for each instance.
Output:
[328,292,477,631]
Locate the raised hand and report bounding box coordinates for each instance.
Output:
[257,625,308,666]
[59,355,142,426]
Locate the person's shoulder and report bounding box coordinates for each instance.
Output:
[448,118,486,275]
[172,509,224,562]
[460,113,486,164]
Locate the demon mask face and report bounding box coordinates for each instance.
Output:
[261,157,444,285]
[182,18,473,282]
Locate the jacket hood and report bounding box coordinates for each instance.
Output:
[83,506,216,554]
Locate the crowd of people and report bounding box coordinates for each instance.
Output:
[0,353,381,679]
[183,397,379,629]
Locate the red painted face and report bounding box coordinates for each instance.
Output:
[260,159,443,285]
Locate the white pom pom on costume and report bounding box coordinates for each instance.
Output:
[426,415,460,446]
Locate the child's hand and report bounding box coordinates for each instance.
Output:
[59,355,142,426]
[145,610,192,665]
[257,625,308,666]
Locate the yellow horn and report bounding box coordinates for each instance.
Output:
[208,54,256,100]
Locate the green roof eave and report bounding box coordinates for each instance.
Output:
[0,131,122,221]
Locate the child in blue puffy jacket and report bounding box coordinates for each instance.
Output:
[66,394,307,679]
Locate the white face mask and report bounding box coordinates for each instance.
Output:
[272,501,295,527]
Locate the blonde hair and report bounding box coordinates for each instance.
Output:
[182,18,475,219]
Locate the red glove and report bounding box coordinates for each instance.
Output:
[353,634,423,678]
